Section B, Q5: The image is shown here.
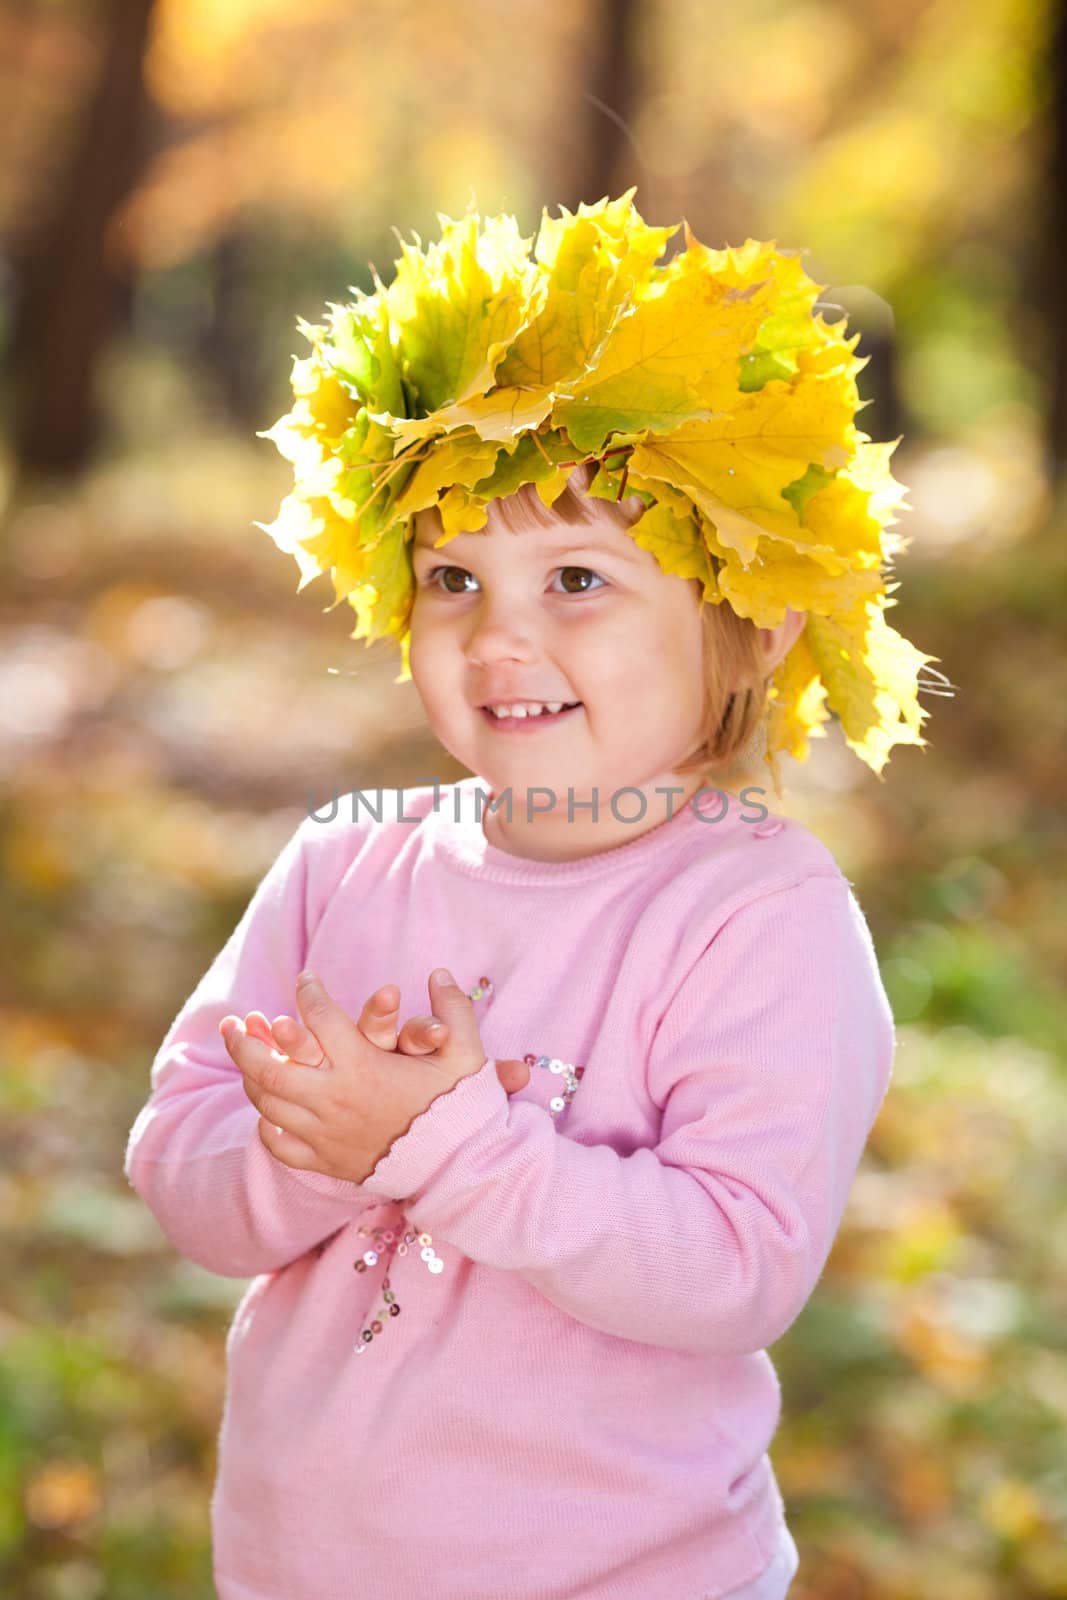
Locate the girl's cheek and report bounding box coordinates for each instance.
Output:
[410,601,452,639]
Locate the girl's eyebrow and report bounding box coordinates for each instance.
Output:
[549,536,640,563]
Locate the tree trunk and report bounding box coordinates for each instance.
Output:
[1041,0,1067,481]
[558,0,644,213]
[198,229,267,426]
[8,0,159,476]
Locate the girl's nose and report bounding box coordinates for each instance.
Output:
[464,605,538,667]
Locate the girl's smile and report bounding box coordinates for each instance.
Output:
[478,701,584,732]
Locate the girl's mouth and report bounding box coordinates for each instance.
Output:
[480,703,582,733]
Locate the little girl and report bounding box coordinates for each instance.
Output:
[124,193,934,1600]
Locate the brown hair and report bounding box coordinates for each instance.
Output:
[416,462,776,790]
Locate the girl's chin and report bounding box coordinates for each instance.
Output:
[461,751,598,790]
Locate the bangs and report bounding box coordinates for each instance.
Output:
[415,460,649,544]
[490,461,648,534]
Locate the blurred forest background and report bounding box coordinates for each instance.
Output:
[1,0,1065,1596]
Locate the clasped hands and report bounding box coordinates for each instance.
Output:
[218,968,530,1184]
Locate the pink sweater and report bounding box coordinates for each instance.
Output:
[124,776,895,1600]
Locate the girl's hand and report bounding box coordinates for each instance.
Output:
[220,970,530,1183]
[241,985,530,1096]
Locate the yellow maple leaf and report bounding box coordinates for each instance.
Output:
[764,625,832,765]
[805,595,940,775]
[717,541,884,628]
[385,211,538,414]
[290,351,360,438]
[436,483,491,539]
[391,434,502,519]
[625,498,720,599]
[253,492,366,602]
[384,385,554,447]
[552,244,775,453]
[343,518,416,645]
[496,189,674,391]
[628,368,861,563]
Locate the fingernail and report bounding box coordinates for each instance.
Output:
[426,1020,445,1034]
[297,970,318,986]
[431,967,456,987]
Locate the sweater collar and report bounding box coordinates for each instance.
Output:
[424,776,748,885]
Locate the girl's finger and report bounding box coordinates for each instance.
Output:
[258,1119,321,1169]
[355,984,401,1051]
[494,1057,531,1096]
[396,1014,448,1056]
[243,1076,323,1141]
[292,972,364,1067]
[244,1012,276,1048]
[270,1014,327,1069]
[225,1021,324,1111]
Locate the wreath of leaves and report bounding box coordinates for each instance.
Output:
[257,189,940,782]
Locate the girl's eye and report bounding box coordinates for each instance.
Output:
[555,566,606,594]
[421,565,607,595]
[425,566,476,594]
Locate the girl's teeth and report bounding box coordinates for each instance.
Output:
[491,702,568,719]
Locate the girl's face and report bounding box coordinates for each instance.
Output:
[408,499,708,815]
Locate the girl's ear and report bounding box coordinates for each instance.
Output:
[755,607,807,676]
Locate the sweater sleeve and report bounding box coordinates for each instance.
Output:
[357,873,897,1356]
[123,814,382,1279]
